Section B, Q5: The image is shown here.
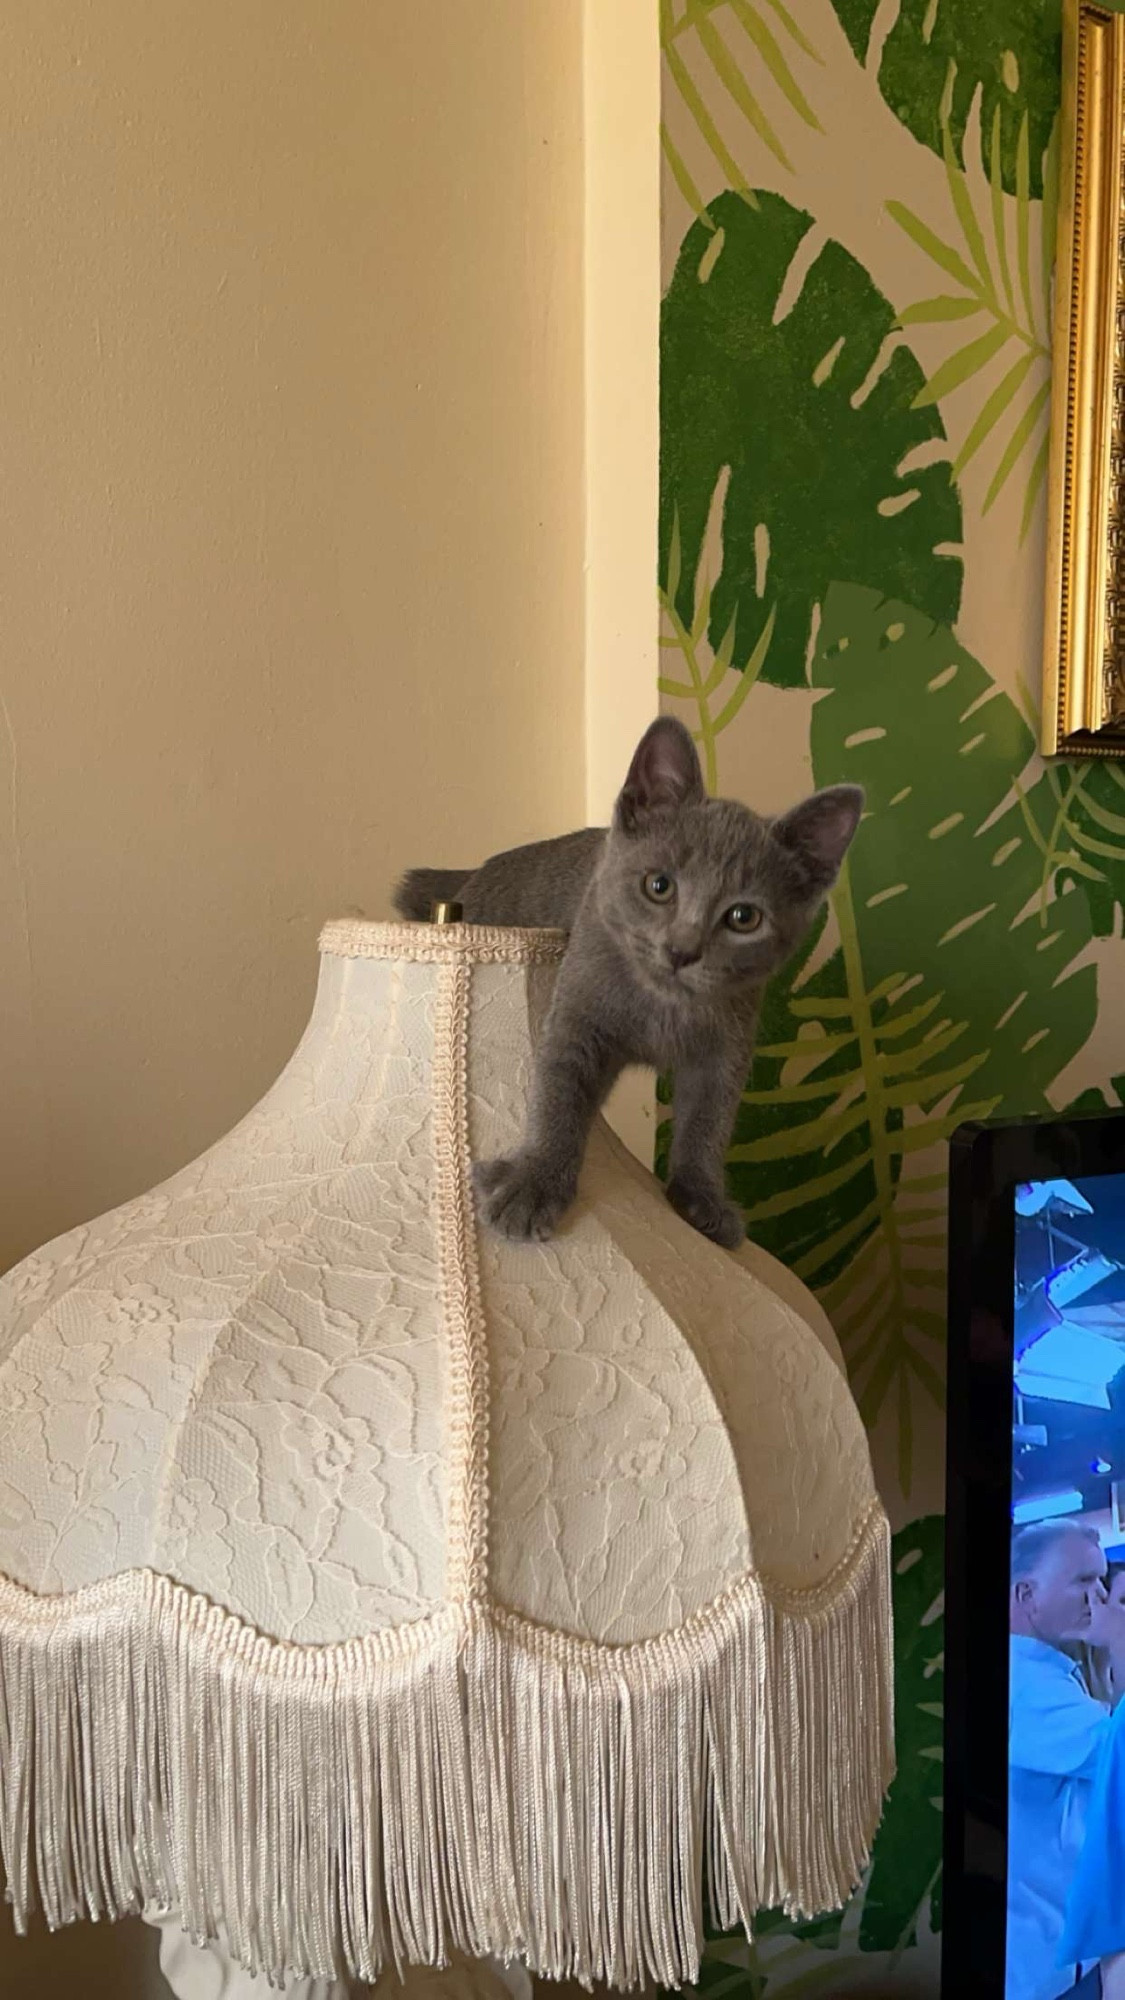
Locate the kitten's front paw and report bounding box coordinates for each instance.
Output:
[665,1177,745,1250]
[474,1154,575,1243]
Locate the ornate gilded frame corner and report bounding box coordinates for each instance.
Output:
[1044,0,1125,757]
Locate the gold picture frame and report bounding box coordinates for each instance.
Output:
[1043,0,1125,757]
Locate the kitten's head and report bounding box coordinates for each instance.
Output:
[596,717,863,1000]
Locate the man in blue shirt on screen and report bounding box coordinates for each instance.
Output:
[1008,1520,1111,2000]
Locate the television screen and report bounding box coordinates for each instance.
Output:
[1008,1170,1125,2000]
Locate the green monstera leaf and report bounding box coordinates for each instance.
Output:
[810,586,1096,1116]
[860,1516,945,1952]
[714,583,1098,1491]
[831,0,1061,196]
[1069,1073,1125,1116]
[660,190,962,691]
[718,907,883,1294]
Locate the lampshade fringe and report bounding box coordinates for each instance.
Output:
[0,1502,893,1992]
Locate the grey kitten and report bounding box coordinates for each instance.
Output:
[394,718,862,1248]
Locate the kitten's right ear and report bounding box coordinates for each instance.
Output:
[770,784,865,891]
[614,718,704,832]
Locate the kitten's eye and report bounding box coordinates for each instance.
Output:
[725,902,763,934]
[643,871,676,904]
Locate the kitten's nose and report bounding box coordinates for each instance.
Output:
[668,946,702,973]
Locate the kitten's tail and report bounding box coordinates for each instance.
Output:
[392,867,473,921]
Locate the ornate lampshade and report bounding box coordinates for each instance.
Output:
[0,921,893,1993]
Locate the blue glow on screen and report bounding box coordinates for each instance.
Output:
[1007,1171,1125,2000]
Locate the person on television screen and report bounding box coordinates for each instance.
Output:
[1081,1564,1125,1708]
[1060,1579,1125,1998]
[1008,1521,1111,2000]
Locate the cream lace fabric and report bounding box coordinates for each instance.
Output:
[0,921,893,1992]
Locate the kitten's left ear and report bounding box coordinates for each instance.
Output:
[770,784,865,890]
[615,718,704,831]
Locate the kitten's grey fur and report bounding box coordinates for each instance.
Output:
[394,719,862,1248]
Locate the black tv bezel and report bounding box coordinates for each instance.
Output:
[943,1107,1125,1999]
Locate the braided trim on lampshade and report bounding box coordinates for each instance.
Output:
[318,919,568,965]
[433,960,491,1603]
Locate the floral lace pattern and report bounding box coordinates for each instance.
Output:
[467,962,874,1641]
[0,955,448,1642]
[0,924,878,1652]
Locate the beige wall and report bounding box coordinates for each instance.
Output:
[0,0,586,1281]
[582,0,659,829]
[583,0,659,1160]
[0,4,660,1989]
[0,1910,169,2000]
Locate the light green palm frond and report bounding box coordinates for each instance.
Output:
[658,491,775,792]
[888,68,1053,538]
[661,0,823,201]
[1026,760,1125,942]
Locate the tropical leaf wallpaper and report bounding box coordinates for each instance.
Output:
[657,1,1124,1990]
